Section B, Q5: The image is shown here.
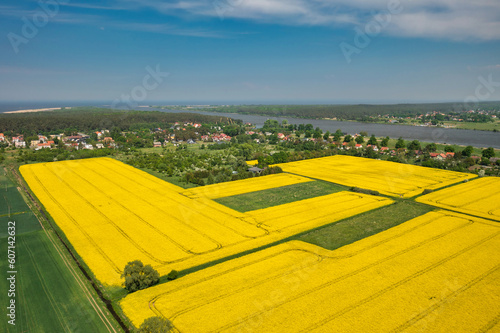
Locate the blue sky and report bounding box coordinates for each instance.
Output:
[1,0,500,104]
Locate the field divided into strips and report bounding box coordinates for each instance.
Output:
[417,177,500,222]
[247,192,391,232]
[121,211,500,333]
[274,155,477,198]
[0,174,112,333]
[20,158,392,287]
[181,173,313,199]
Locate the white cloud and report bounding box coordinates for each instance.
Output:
[4,0,498,40]
[127,0,500,40]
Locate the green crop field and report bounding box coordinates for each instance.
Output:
[0,176,30,217]
[215,180,346,212]
[0,173,117,333]
[295,201,434,250]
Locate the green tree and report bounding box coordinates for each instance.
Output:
[462,145,474,157]
[138,317,173,333]
[367,135,378,145]
[407,140,421,151]
[381,136,390,147]
[482,147,495,159]
[355,136,364,144]
[424,143,437,152]
[121,260,160,292]
[332,129,343,142]
[343,134,352,143]
[313,130,323,139]
[395,137,406,149]
[444,146,455,153]
[268,134,279,144]
[323,131,330,141]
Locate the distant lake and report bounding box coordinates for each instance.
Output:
[138,107,500,149]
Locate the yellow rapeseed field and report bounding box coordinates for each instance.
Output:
[417,177,500,222]
[274,155,477,198]
[181,173,312,199]
[20,157,391,286]
[121,210,500,332]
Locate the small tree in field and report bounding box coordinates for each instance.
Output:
[138,317,173,333]
[121,260,159,292]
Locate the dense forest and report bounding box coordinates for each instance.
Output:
[187,102,500,121]
[0,107,239,136]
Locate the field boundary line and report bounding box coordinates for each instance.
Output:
[79,161,224,253]
[28,168,121,272]
[164,251,323,321]
[40,164,170,264]
[300,231,500,332]
[478,312,500,333]
[93,158,268,238]
[390,263,500,332]
[215,219,475,332]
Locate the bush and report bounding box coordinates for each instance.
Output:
[350,187,379,196]
[138,317,173,333]
[167,270,178,281]
[421,189,434,195]
[121,260,160,292]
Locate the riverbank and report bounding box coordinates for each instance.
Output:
[4,107,68,114]
[138,107,500,149]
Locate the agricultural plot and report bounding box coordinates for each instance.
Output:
[121,211,500,332]
[215,181,345,212]
[274,155,476,198]
[0,174,31,217]
[417,177,500,222]
[20,158,392,287]
[246,192,391,232]
[181,173,313,199]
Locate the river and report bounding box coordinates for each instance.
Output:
[137,107,500,149]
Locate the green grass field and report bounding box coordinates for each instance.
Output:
[443,120,500,131]
[0,173,116,333]
[215,180,346,212]
[295,201,434,250]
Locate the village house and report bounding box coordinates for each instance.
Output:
[12,135,23,143]
[15,141,26,148]
[366,144,379,152]
[36,141,54,150]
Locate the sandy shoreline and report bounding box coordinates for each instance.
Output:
[3,107,70,114]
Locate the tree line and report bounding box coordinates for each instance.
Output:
[0,107,238,137]
[193,102,500,121]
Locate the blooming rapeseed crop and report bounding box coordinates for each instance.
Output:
[417,177,500,222]
[121,211,500,332]
[274,155,476,198]
[182,173,312,199]
[20,157,391,286]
